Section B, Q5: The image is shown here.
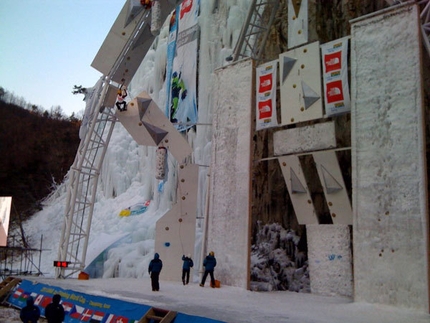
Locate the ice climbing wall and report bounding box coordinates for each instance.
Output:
[351,3,429,311]
[207,59,253,289]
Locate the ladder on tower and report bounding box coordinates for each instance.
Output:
[55,81,117,278]
[229,0,280,63]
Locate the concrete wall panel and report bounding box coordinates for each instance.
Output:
[307,224,353,297]
[207,59,253,289]
[274,121,336,156]
[351,3,429,311]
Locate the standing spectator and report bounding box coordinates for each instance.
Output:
[20,296,40,323]
[200,251,216,288]
[148,252,163,291]
[45,294,65,323]
[181,254,194,285]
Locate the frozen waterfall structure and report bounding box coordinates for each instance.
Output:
[115,91,197,281]
[56,0,186,279]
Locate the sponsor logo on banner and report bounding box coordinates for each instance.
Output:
[259,73,273,93]
[258,99,273,119]
[324,51,342,73]
[326,80,344,103]
[180,0,193,18]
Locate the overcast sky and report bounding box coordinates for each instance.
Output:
[0,0,125,116]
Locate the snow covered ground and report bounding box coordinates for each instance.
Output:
[2,276,429,323]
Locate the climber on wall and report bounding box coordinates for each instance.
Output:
[141,0,152,9]
[116,88,128,112]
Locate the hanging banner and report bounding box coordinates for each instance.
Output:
[321,37,351,116]
[256,60,278,130]
[168,0,200,132]
[165,9,179,117]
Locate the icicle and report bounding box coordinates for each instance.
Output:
[155,146,167,180]
[151,0,161,36]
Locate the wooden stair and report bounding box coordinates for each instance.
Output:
[0,277,22,301]
[138,307,177,323]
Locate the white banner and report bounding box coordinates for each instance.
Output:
[256,60,278,130]
[321,37,351,116]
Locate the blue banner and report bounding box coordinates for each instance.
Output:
[8,280,149,323]
[7,279,225,323]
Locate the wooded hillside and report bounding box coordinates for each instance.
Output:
[0,100,81,235]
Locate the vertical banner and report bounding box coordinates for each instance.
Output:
[168,0,199,131]
[165,9,179,117]
[256,60,278,130]
[321,37,351,116]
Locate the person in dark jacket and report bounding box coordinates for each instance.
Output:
[20,296,40,323]
[148,252,163,291]
[44,294,65,323]
[181,254,194,285]
[200,251,216,288]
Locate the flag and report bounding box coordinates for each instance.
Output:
[19,292,30,302]
[115,316,129,323]
[80,308,94,322]
[12,288,23,298]
[103,314,116,323]
[62,301,74,314]
[103,314,129,323]
[89,310,105,323]
[41,296,52,308]
[70,305,85,320]
[33,294,44,306]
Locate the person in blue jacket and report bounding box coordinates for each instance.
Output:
[148,252,163,291]
[200,251,216,288]
[44,294,65,323]
[181,254,194,285]
[20,296,40,323]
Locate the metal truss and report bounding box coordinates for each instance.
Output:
[229,0,280,63]
[55,4,153,279]
[55,81,117,278]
